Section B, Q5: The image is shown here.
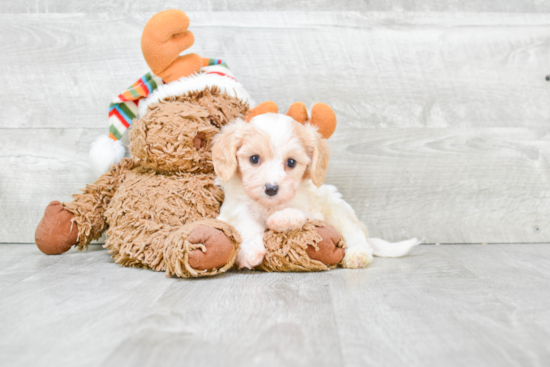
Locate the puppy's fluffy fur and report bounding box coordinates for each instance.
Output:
[212,113,420,269]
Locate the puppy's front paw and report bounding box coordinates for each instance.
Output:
[237,244,266,270]
[267,208,307,232]
[342,246,374,269]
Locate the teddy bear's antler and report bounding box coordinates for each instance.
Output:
[141,9,203,83]
[286,102,337,139]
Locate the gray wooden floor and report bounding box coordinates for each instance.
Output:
[1,244,549,367]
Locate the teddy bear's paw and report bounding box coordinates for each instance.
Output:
[35,201,79,255]
[187,225,234,270]
[237,242,266,270]
[306,224,345,266]
[342,245,374,269]
[267,208,308,232]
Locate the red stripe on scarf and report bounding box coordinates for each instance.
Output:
[109,109,130,128]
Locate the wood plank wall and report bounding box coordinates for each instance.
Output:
[0,2,548,243]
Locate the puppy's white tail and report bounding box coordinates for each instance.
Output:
[367,237,421,258]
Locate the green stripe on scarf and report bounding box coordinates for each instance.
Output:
[109,125,122,140]
[118,103,137,120]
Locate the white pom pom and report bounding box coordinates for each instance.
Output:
[89,135,125,176]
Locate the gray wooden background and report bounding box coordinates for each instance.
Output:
[1,1,549,244]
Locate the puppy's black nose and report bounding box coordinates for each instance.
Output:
[265,184,279,196]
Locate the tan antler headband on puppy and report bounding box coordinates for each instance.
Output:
[244,101,337,139]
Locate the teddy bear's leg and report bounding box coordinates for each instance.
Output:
[186,224,235,270]
[306,224,345,266]
[107,219,241,278]
[35,201,79,255]
[258,220,345,272]
[164,219,241,277]
[35,159,134,255]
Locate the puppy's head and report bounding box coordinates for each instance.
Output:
[212,113,330,207]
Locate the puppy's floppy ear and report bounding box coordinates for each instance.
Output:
[301,124,330,187]
[212,119,247,182]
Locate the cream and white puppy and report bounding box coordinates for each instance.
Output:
[212,113,420,269]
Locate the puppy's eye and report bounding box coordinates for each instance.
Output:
[250,155,260,165]
[286,158,297,168]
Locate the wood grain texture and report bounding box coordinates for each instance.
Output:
[0,128,105,243]
[1,244,549,367]
[329,126,550,243]
[0,12,548,129]
[1,126,548,244]
[0,12,549,244]
[1,0,550,13]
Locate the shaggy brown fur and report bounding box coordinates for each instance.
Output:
[259,220,346,272]
[164,86,249,128]
[130,87,248,174]
[64,159,136,250]
[106,168,223,228]
[103,166,228,275]
[108,219,241,278]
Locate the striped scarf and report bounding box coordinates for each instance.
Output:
[107,58,232,141]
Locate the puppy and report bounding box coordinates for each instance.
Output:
[212,112,419,269]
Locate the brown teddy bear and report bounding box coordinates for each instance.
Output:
[34,9,345,277]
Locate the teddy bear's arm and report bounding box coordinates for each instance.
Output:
[36,159,135,254]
